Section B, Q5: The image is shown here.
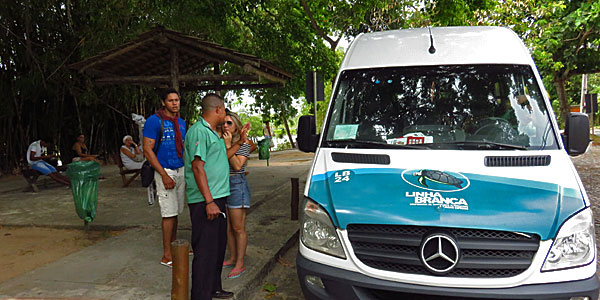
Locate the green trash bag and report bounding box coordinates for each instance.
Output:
[66,161,100,224]
[258,138,271,160]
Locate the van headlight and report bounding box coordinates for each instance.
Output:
[300,198,346,259]
[542,209,596,271]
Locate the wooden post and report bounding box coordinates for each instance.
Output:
[171,239,189,300]
[282,115,296,149]
[170,47,180,92]
[213,63,221,95]
[291,177,299,220]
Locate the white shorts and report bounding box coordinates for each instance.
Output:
[154,167,185,218]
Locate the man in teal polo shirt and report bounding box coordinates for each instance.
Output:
[184,93,239,300]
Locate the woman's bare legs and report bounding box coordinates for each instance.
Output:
[228,207,247,271]
[224,207,237,266]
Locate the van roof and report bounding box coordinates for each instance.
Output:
[342,26,534,70]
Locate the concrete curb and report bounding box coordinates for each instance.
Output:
[221,167,307,300]
[232,231,299,300]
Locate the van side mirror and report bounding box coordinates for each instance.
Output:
[297,115,320,153]
[564,112,590,156]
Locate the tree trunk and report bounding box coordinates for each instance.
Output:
[554,76,570,127]
[74,95,84,134]
[281,115,296,148]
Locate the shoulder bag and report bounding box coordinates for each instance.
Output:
[141,118,163,187]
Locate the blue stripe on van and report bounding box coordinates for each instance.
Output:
[307,168,584,240]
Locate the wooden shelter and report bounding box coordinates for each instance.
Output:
[69,27,292,92]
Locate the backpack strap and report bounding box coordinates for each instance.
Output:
[153,118,164,154]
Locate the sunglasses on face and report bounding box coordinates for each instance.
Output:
[224,121,233,126]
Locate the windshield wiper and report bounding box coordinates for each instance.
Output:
[325,139,429,149]
[428,140,526,150]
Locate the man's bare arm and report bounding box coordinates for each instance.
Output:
[29,151,54,162]
[143,137,175,189]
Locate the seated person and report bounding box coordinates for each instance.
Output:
[72,134,100,162]
[120,135,145,170]
[27,139,71,186]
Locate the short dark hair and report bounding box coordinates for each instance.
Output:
[161,88,180,101]
[201,93,224,111]
[203,93,223,101]
[40,139,53,148]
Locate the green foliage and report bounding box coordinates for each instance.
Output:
[428,0,496,26]
[589,73,600,94]
[1,0,599,173]
[262,283,276,293]
[230,0,340,119]
[300,79,333,131]
[275,141,293,151]
[0,0,230,171]
[478,0,600,123]
[239,113,264,138]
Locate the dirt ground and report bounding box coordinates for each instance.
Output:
[0,150,312,285]
[0,226,121,284]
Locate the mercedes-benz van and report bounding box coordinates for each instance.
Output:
[296,26,598,300]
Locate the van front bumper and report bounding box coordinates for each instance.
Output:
[297,253,599,300]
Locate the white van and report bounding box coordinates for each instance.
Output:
[296,26,598,300]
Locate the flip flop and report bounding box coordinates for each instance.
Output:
[160,261,173,268]
[222,261,234,268]
[228,267,245,279]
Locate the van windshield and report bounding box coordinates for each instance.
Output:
[324,65,558,150]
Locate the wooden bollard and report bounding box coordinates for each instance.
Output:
[291,177,299,220]
[171,239,189,300]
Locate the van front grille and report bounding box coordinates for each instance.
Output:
[346,224,539,278]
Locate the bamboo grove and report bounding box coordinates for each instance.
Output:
[1,0,598,174]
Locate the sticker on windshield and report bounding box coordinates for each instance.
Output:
[333,124,359,140]
[387,132,433,145]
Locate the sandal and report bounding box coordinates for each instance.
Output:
[228,267,245,279]
[160,261,173,268]
[222,261,234,268]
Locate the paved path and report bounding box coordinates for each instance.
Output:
[0,149,314,300]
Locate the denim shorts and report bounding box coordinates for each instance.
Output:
[31,161,57,175]
[226,173,250,209]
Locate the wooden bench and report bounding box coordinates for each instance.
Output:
[20,162,66,192]
[21,166,44,192]
[115,153,141,187]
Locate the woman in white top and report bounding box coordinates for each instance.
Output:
[120,135,145,170]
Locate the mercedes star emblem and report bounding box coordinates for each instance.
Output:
[420,233,460,274]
